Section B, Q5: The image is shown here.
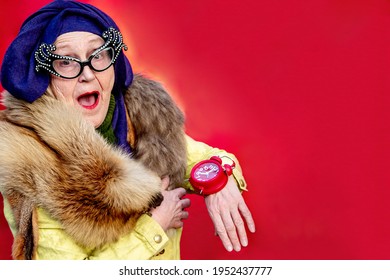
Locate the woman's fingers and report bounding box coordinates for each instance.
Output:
[212,213,234,252]
[204,176,256,252]
[180,198,191,209]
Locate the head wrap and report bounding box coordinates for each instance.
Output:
[1,0,133,153]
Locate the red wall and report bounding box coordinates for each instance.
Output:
[1,0,390,260]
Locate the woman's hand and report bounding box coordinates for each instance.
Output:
[150,177,191,231]
[205,176,256,252]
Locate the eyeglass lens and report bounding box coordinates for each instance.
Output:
[52,47,114,79]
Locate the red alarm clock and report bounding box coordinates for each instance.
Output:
[189,156,235,195]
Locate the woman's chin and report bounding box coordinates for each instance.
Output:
[81,113,103,128]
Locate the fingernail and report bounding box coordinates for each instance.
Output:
[227,245,233,252]
[242,239,248,247]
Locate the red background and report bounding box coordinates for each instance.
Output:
[1,0,390,260]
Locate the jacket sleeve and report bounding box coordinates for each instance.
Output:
[88,215,169,260]
[184,135,248,192]
[33,206,169,260]
[3,202,170,260]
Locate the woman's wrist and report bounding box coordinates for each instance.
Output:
[149,208,169,232]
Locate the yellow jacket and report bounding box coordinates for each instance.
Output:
[3,135,246,260]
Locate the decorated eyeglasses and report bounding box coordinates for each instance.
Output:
[35,27,127,79]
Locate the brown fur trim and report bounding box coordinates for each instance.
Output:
[7,192,34,259]
[125,74,187,189]
[0,92,163,250]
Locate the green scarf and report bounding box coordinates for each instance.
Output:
[96,94,117,145]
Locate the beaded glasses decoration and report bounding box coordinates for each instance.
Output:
[34,27,128,79]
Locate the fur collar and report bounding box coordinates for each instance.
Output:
[0,74,187,259]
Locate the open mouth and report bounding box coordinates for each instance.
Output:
[77,91,100,109]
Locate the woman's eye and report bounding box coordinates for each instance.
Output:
[53,59,78,74]
[58,60,72,67]
[94,51,107,60]
[55,59,77,68]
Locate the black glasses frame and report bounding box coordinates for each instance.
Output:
[49,47,114,79]
[35,27,127,79]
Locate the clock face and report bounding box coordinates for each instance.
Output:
[194,162,220,182]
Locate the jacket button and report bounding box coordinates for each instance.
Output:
[154,234,162,243]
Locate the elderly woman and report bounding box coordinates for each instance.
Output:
[0,0,255,260]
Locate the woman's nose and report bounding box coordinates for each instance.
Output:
[78,65,96,82]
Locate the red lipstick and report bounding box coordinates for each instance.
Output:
[77,91,100,109]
